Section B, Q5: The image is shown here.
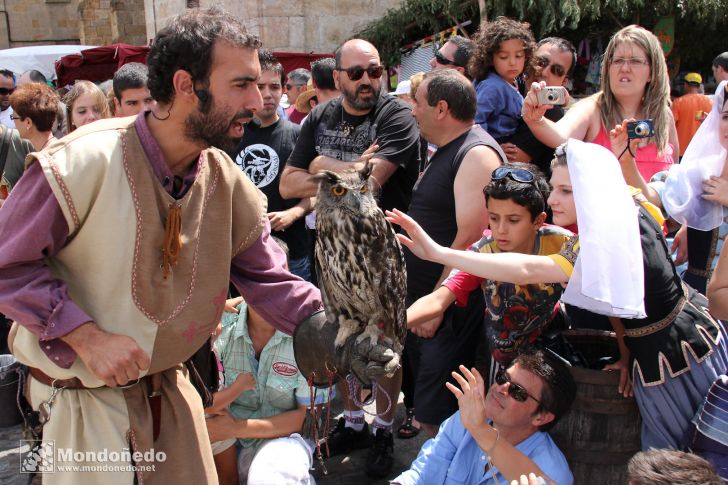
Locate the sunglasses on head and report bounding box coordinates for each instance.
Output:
[337,65,384,81]
[492,167,536,184]
[535,56,566,78]
[0,87,15,96]
[495,368,541,404]
[434,51,459,67]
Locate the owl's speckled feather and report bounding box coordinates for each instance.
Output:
[313,165,407,374]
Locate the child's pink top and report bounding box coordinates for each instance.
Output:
[592,125,674,182]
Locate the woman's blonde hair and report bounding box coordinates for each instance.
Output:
[598,25,671,153]
[63,80,109,132]
[409,71,426,98]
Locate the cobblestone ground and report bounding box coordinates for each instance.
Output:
[0,394,427,485]
[314,395,427,485]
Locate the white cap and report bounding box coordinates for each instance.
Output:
[392,79,412,97]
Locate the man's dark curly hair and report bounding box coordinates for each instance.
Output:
[468,17,535,82]
[146,7,261,105]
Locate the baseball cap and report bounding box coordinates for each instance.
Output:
[392,79,412,97]
[684,72,702,85]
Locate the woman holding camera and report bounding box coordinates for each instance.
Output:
[522,25,678,206]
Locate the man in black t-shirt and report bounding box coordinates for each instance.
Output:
[280,40,420,212]
[280,39,421,479]
[229,50,314,281]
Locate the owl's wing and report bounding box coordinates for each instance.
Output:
[366,210,408,346]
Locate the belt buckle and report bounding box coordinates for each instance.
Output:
[119,378,140,389]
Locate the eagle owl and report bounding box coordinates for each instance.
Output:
[313,164,407,381]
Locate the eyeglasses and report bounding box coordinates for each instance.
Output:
[336,65,385,81]
[285,83,305,91]
[434,51,460,67]
[535,55,566,78]
[0,87,15,96]
[492,167,537,184]
[610,57,650,69]
[9,114,22,121]
[495,368,541,404]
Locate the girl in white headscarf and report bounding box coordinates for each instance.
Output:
[387,139,728,451]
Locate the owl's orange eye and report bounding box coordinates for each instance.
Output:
[331,186,347,196]
[360,185,368,193]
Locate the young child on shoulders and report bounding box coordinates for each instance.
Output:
[407,163,572,378]
[469,17,535,142]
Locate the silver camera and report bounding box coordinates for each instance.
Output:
[536,86,567,106]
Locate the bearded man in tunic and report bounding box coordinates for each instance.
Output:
[0,8,330,485]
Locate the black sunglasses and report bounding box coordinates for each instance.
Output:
[495,368,541,404]
[0,87,15,96]
[535,55,566,78]
[337,65,384,81]
[9,114,22,121]
[285,83,305,91]
[434,51,459,67]
[492,167,536,184]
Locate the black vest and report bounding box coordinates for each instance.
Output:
[404,126,505,301]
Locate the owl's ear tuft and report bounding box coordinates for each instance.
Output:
[359,161,373,181]
[312,170,340,185]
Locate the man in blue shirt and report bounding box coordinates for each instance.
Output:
[392,349,576,485]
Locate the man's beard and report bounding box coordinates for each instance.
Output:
[341,83,380,111]
[184,96,252,153]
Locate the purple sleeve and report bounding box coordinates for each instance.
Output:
[0,162,95,368]
[230,219,323,335]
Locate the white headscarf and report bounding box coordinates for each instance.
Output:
[561,139,647,319]
[662,81,727,230]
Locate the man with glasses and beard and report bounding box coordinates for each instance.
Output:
[392,349,575,485]
[0,69,17,128]
[0,8,340,484]
[280,38,421,478]
[501,38,576,175]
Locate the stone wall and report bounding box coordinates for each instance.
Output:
[147,0,404,53]
[0,0,403,55]
[0,0,82,49]
[79,0,147,46]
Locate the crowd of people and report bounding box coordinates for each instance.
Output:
[0,5,726,485]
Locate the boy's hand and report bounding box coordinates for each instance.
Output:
[224,296,244,313]
[233,372,256,392]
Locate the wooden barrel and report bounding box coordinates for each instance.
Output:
[549,330,642,485]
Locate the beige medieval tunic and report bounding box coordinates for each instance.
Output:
[10,117,268,485]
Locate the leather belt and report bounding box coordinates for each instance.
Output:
[29,367,90,389]
[29,367,164,441]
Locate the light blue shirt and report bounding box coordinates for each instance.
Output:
[215,303,329,451]
[474,71,523,141]
[393,411,573,485]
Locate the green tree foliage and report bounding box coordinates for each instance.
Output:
[357,0,727,72]
[355,0,478,67]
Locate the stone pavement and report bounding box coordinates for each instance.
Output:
[314,395,428,485]
[0,394,428,485]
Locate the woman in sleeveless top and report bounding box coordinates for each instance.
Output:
[387,140,728,452]
[521,25,677,201]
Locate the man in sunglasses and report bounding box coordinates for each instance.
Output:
[502,38,576,174]
[393,349,576,485]
[281,38,421,479]
[0,69,16,129]
[430,35,476,79]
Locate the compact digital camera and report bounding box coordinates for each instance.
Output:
[535,86,567,106]
[627,119,655,139]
